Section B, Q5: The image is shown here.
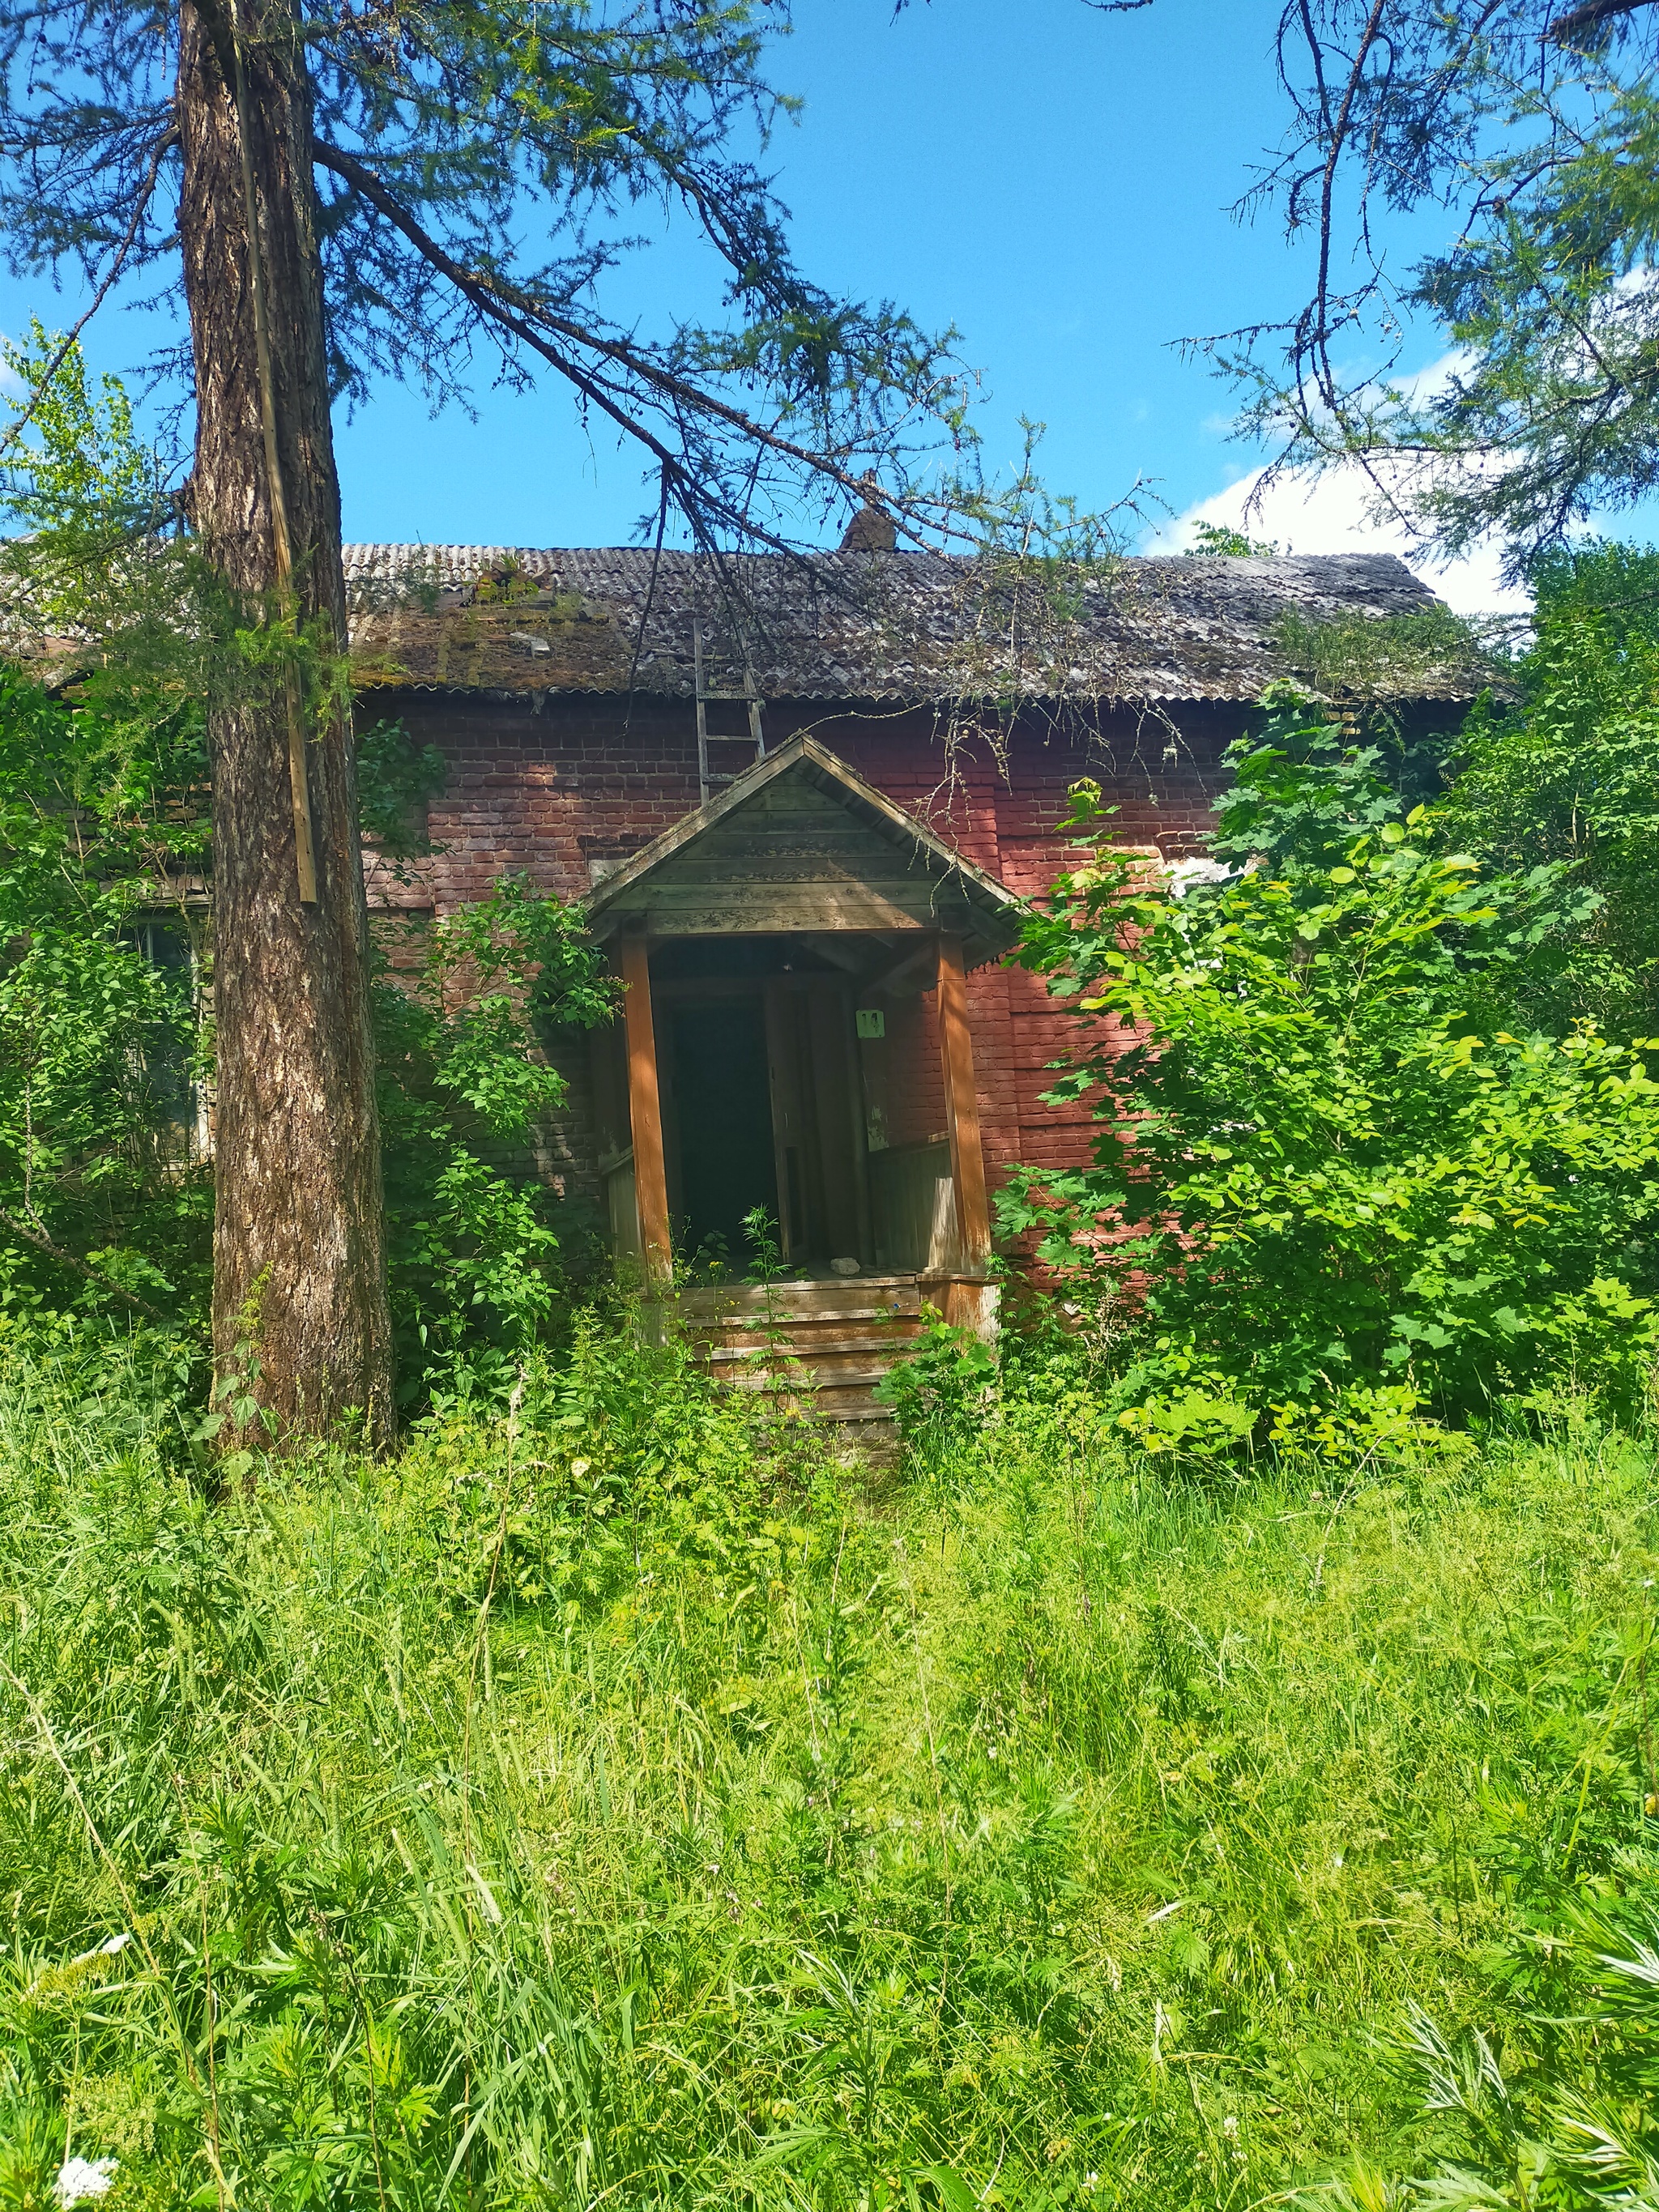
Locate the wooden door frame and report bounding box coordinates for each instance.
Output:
[936,931,992,1277]
[621,930,672,1291]
[621,929,991,1297]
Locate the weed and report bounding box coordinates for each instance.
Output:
[0,1324,1653,2206]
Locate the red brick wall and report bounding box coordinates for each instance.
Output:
[365,690,1238,1208]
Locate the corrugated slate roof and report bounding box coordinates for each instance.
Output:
[343,543,1484,706]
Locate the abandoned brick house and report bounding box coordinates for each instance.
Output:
[343,539,1474,1399]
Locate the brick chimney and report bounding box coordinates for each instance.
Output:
[839,505,897,553]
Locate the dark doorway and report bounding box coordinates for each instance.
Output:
[667,996,778,1268]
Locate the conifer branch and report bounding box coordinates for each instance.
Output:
[310,138,941,546]
[1547,0,1658,43]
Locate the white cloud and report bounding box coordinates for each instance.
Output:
[1145,458,1529,616]
[1148,348,1531,617]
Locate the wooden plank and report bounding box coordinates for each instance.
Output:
[702,1328,923,1356]
[661,859,926,882]
[936,932,992,1277]
[640,870,935,896]
[664,836,882,860]
[692,1296,922,1323]
[648,859,929,888]
[636,897,933,927]
[764,979,805,1262]
[636,880,933,910]
[621,932,672,1289]
[842,978,876,1267]
[919,1273,1000,1342]
[586,735,1025,953]
[806,981,862,1262]
[631,902,932,935]
[657,813,920,852]
[655,824,898,851]
[866,936,939,1001]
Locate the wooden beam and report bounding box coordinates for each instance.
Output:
[936,932,992,1277]
[621,932,672,1289]
[865,933,936,1002]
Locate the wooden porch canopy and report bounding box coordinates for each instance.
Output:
[584,736,1026,1296]
[584,734,1023,962]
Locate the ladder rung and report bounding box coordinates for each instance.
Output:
[694,612,764,808]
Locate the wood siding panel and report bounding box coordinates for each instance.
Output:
[610,769,979,939]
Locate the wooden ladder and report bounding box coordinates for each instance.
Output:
[693,613,765,805]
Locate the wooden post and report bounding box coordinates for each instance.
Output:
[936,932,992,1276]
[621,931,672,1289]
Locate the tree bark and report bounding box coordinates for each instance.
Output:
[177,0,393,1445]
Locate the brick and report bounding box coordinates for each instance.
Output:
[362,690,1239,1222]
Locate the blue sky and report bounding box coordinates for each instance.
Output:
[0,0,1530,602]
[322,0,1311,550]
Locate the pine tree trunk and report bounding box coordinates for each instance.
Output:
[177,0,393,1446]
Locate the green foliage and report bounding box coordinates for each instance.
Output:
[0,330,211,869]
[0,632,615,1396]
[1270,604,1495,786]
[0,318,170,543]
[0,2,975,553]
[872,1308,998,1448]
[1527,537,1659,645]
[1197,2,1659,570]
[1441,542,1659,1038]
[374,878,618,1404]
[1323,1884,1659,2210]
[0,323,234,769]
[0,343,623,1396]
[1402,75,1659,560]
[1183,520,1281,556]
[0,325,368,884]
[0,662,209,1323]
[0,1324,1653,2208]
[1001,692,1657,1433]
[354,718,448,865]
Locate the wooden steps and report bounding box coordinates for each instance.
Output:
[676,1275,927,1434]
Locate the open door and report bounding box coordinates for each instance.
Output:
[763,978,869,1271]
[663,995,778,1267]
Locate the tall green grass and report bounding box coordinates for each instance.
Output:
[0,1329,1654,2209]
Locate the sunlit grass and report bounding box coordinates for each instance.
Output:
[0,1331,1653,2208]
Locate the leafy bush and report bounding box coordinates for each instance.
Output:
[0,648,618,1403]
[0,335,622,1415]
[1441,541,1659,1040]
[1000,692,1659,1432]
[0,664,210,1328]
[872,1306,998,1447]
[374,878,617,1404]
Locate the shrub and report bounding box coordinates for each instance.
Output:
[1000,691,1659,1432]
[373,877,617,1406]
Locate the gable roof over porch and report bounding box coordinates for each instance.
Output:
[583,735,1024,971]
